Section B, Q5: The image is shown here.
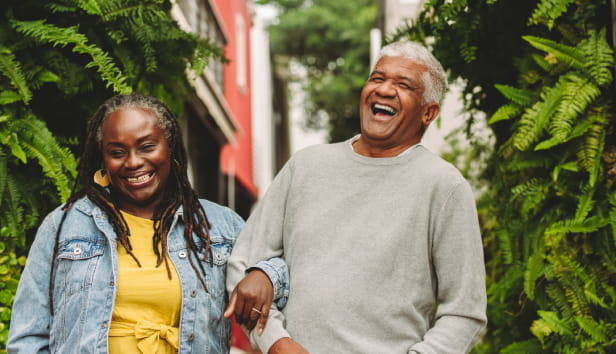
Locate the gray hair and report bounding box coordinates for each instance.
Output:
[374,40,447,104]
[95,94,173,145]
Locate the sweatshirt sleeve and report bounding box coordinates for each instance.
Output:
[7,209,61,354]
[409,180,487,354]
[226,161,294,352]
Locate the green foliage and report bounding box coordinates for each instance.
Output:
[257,0,377,142]
[402,0,616,352]
[0,0,220,349]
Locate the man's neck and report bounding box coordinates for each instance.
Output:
[352,136,419,157]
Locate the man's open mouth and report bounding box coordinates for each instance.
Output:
[372,103,396,116]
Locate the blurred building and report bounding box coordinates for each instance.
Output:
[172,0,290,352]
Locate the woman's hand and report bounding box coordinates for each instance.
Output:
[224,269,273,334]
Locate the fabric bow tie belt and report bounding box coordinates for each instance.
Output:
[109,319,179,352]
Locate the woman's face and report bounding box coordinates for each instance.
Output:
[100,107,172,218]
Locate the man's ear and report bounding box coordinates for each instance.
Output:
[422,103,440,126]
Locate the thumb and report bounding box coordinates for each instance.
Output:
[224,291,237,318]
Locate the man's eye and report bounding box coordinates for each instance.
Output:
[399,83,410,89]
[369,77,384,82]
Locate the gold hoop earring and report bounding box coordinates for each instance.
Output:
[93,169,111,187]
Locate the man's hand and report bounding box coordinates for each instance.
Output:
[268,338,309,354]
[224,269,273,334]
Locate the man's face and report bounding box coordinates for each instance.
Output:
[358,56,439,156]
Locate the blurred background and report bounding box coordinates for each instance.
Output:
[0,0,615,352]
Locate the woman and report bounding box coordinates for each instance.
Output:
[7,94,287,353]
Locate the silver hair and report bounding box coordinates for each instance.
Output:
[95,94,173,145]
[374,40,447,104]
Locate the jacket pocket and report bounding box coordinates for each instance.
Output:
[56,239,105,295]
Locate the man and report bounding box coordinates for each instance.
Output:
[227,40,487,353]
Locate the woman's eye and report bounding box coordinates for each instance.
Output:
[141,144,156,151]
[109,150,125,158]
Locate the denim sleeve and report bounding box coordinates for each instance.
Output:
[7,209,60,353]
[248,257,289,309]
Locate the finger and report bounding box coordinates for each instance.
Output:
[249,305,261,321]
[258,305,270,335]
[224,291,237,318]
[245,317,258,331]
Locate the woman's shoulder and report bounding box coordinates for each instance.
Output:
[197,199,244,239]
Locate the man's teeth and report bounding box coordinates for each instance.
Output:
[374,103,395,114]
[126,174,151,183]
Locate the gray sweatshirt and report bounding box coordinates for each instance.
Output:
[227,141,487,354]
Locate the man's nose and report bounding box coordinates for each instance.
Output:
[375,80,396,97]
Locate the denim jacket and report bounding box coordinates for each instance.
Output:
[7,197,289,353]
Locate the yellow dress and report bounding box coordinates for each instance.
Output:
[108,212,182,354]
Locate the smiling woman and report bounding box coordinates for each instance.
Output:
[7,93,290,353]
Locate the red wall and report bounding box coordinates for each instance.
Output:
[215,0,257,198]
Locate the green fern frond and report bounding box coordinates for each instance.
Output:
[494,84,534,106]
[545,216,609,240]
[575,316,608,343]
[2,175,24,239]
[524,250,546,300]
[501,339,543,353]
[10,117,76,200]
[0,45,33,104]
[576,117,605,186]
[528,0,575,30]
[523,35,584,70]
[578,29,614,86]
[540,73,601,149]
[489,103,522,124]
[487,262,523,302]
[514,85,562,151]
[11,19,132,94]
[0,149,7,204]
[496,229,514,264]
[545,283,574,320]
[511,178,550,218]
[536,310,574,336]
[574,184,596,222]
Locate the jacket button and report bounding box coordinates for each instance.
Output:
[190,289,197,297]
[178,251,187,258]
[109,281,115,286]
[187,333,194,341]
[74,247,82,255]
[102,322,108,328]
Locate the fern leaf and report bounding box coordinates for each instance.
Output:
[11,19,132,94]
[576,117,605,186]
[523,35,584,70]
[501,339,543,354]
[514,85,562,151]
[489,103,522,124]
[524,250,546,300]
[0,150,7,204]
[528,0,575,30]
[536,310,573,336]
[575,316,608,343]
[545,73,601,146]
[494,84,534,106]
[578,29,614,86]
[511,178,550,218]
[0,46,32,104]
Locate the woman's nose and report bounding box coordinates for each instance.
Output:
[125,152,143,169]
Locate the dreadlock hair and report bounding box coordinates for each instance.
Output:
[49,93,213,315]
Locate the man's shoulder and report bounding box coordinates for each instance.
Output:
[413,146,467,183]
[291,142,346,163]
